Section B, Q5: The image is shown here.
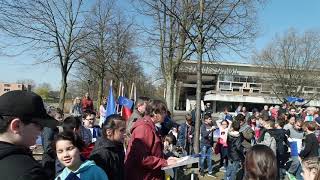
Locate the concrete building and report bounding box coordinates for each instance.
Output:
[0,82,32,95]
[172,61,320,112]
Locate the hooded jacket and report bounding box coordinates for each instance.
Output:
[239,123,254,152]
[55,160,108,180]
[81,97,94,113]
[227,131,244,161]
[89,137,125,180]
[124,116,167,180]
[0,141,48,180]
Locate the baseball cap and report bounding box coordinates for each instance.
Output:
[0,90,58,128]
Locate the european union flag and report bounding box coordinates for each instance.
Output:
[105,84,116,120]
[285,96,305,103]
[118,96,134,109]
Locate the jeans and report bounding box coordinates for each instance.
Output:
[220,146,228,168]
[199,145,213,173]
[288,156,303,180]
[224,160,240,180]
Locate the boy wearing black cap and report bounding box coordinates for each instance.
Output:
[0,90,57,180]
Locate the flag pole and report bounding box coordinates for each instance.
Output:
[129,82,134,99]
[134,83,137,102]
[116,81,121,113]
[120,85,125,116]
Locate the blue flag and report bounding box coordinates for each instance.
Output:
[118,96,134,109]
[285,96,305,103]
[105,84,116,120]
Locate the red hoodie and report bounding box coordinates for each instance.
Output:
[81,97,94,113]
[124,116,167,180]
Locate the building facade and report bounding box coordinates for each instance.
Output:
[0,82,32,95]
[173,61,320,112]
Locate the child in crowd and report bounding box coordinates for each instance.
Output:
[163,134,180,158]
[271,117,289,179]
[254,115,265,140]
[300,122,319,159]
[224,120,244,180]
[82,111,101,143]
[99,97,107,127]
[168,125,178,140]
[257,119,276,155]
[89,115,126,180]
[63,116,92,146]
[70,97,83,118]
[243,145,278,180]
[199,114,216,177]
[89,114,126,180]
[177,114,194,155]
[216,118,232,172]
[54,131,108,180]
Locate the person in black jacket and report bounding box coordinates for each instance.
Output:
[300,122,319,159]
[0,90,58,180]
[269,117,289,179]
[89,114,126,180]
[225,120,244,180]
[199,114,216,177]
[41,107,63,180]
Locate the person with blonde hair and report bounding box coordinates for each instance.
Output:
[70,97,83,117]
[305,107,317,122]
[99,97,107,127]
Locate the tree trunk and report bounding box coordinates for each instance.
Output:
[194,50,203,154]
[165,74,175,113]
[97,73,104,109]
[59,72,67,112]
[194,0,204,154]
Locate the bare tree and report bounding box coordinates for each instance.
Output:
[138,0,261,153]
[0,0,89,110]
[78,0,150,106]
[133,0,193,113]
[254,29,320,102]
[78,0,115,107]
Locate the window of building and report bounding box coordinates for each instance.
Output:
[4,88,10,92]
[4,84,10,87]
[18,85,21,88]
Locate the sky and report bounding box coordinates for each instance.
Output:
[1,0,320,90]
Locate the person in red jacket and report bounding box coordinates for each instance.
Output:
[124,99,177,180]
[82,92,94,113]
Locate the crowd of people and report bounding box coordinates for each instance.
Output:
[0,90,319,180]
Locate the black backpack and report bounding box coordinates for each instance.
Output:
[267,129,288,155]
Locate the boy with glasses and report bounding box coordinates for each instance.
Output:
[82,111,101,143]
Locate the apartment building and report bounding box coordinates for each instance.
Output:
[0,82,32,95]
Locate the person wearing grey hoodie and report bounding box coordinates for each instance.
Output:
[236,114,254,153]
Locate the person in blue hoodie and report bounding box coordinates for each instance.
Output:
[54,131,108,180]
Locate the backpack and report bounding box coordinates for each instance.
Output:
[268,129,288,156]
